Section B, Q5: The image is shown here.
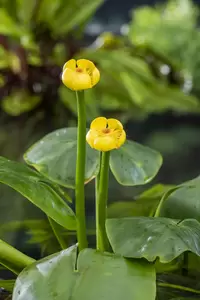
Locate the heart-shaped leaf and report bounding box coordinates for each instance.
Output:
[0,157,76,230]
[106,217,200,263]
[158,176,200,221]
[24,128,100,188]
[13,245,156,300]
[110,140,162,186]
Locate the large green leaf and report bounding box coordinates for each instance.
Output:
[0,157,76,229]
[158,177,200,221]
[110,140,162,186]
[24,128,100,188]
[13,245,156,300]
[106,217,200,263]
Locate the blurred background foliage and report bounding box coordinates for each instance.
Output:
[1,1,200,296]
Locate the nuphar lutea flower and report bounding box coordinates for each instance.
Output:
[62,59,100,91]
[86,117,126,152]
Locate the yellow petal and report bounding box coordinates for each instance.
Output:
[107,118,123,130]
[90,117,107,130]
[113,129,126,148]
[63,59,76,71]
[62,68,92,91]
[94,136,116,152]
[91,67,100,87]
[86,129,98,148]
[77,59,95,71]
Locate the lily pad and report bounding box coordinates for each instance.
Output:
[24,128,100,188]
[13,245,156,300]
[110,140,162,186]
[106,217,200,263]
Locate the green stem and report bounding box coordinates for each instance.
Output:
[48,217,68,250]
[154,187,178,217]
[95,164,100,249]
[96,151,110,252]
[158,282,200,295]
[95,152,101,200]
[0,239,35,275]
[75,91,88,251]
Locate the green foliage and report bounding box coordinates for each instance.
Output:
[0,8,27,37]
[1,0,200,120]
[12,245,156,300]
[157,176,200,221]
[24,128,100,188]
[24,129,163,188]
[0,157,76,229]
[83,48,200,116]
[0,219,77,256]
[0,239,35,274]
[0,0,103,38]
[106,217,200,263]
[129,0,200,94]
[157,274,200,299]
[1,1,200,299]
[0,279,15,292]
[2,90,41,116]
[110,140,163,186]
[108,184,175,218]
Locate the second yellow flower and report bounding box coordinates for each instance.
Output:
[86,117,126,152]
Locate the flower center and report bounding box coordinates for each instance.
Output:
[102,128,111,134]
[76,68,83,73]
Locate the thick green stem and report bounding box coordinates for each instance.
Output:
[75,91,88,251]
[158,282,200,295]
[96,151,110,252]
[95,166,100,249]
[48,217,68,250]
[0,239,35,275]
[95,152,101,200]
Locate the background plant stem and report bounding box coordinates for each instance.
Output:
[75,91,88,251]
[48,216,68,250]
[0,239,35,275]
[158,282,200,295]
[96,151,110,252]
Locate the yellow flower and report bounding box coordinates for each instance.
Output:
[86,117,126,152]
[62,59,100,91]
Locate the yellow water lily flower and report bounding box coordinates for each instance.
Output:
[62,59,100,91]
[86,117,126,152]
